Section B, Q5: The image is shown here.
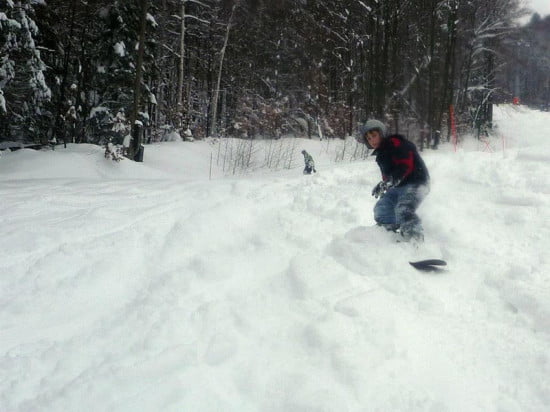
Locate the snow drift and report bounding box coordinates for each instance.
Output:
[1,105,549,411]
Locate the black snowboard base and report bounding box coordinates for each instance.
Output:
[409,259,447,272]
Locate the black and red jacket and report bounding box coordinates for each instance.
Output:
[372,134,430,186]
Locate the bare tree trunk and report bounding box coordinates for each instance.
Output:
[485,47,495,129]
[426,0,437,149]
[129,0,148,159]
[52,0,77,148]
[176,0,186,126]
[210,2,237,137]
[438,0,458,138]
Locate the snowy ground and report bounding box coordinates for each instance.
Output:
[1,105,549,411]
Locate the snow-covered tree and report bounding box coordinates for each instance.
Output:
[454,0,524,135]
[0,0,51,143]
[0,0,536,149]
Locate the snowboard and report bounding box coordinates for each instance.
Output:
[342,226,448,273]
[409,259,447,272]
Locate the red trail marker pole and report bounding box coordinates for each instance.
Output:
[450,105,458,152]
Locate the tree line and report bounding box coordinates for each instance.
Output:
[1,0,546,154]
[498,13,550,111]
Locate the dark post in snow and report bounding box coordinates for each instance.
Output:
[129,0,148,161]
[133,123,144,162]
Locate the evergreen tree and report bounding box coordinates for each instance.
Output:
[0,0,51,143]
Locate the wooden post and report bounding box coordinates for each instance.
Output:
[133,123,144,162]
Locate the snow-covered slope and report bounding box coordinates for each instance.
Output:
[1,105,549,411]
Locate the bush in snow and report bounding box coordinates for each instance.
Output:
[104,141,125,162]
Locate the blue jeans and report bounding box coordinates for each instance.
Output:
[373,184,429,237]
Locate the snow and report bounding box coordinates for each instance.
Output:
[114,41,126,57]
[146,13,158,28]
[89,105,109,119]
[358,1,372,13]
[0,90,6,114]
[1,105,550,411]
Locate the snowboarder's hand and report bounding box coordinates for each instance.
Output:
[388,177,401,188]
[371,181,387,198]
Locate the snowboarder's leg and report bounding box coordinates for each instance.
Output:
[373,188,399,230]
[395,184,429,241]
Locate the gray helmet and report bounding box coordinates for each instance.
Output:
[360,119,387,137]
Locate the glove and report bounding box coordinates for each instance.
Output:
[371,181,388,198]
[371,178,402,198]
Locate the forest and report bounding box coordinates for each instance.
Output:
[1,0,549,158]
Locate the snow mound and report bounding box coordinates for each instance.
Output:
[1,105,550,411]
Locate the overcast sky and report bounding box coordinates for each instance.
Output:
[527,0,550,17]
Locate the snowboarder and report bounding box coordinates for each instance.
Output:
[301,150,316,174]
[356,119,430,242]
